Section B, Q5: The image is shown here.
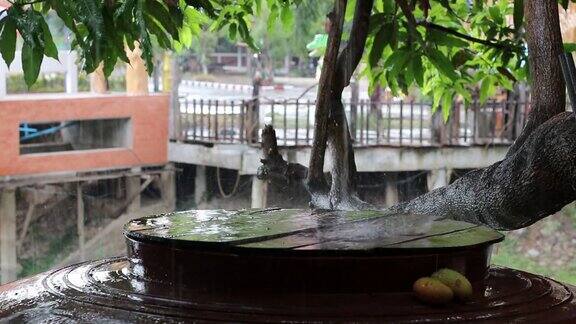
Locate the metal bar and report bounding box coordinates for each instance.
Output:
[199,99,204,140]
[214,100,219,140]
[419,102,424,145]
[399,100,403,146]
[230,101,235,142]
[222,100,227,141]
[499,100,505,143]
[177,99,183,140]
[491,100,496,144]
[410,100,414,144]
[295,100,299,145]
[376,101,381,145]
[271,101,275,127]
[191,99,196,140]
[306,99,311,145]
[387,101,392,144]
[464,101,468,142]
[240,100,245,143]
[365,99,370,144]
[359,99,364,144]
[283,99,288,145]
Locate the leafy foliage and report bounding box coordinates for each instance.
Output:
[0,0,572,114]
[363,0,530,120]
[0,0,299,87]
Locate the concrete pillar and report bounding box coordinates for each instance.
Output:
[161,167,176,211]
[126,171,141,213]
[385,174,399,207]
[65,51,78,94]
[1,189,17,284]
[251,177,268,209]
[427,169,453,191]
[194,165,207,206]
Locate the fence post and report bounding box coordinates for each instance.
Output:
[250,73,262,143]
[65,51,78,94]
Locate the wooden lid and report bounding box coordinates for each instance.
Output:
[124,209,503,293]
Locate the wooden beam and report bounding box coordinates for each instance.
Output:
[0,189,17,284]
[77,182,85,261]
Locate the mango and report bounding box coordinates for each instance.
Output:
[431,268,473,301]
[413,277,453,305]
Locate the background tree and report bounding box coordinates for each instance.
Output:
[1,0,576,230]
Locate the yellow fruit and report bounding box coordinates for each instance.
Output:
[413,277,454,305]
[431,268,473,301]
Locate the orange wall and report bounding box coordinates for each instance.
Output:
[0,94,169,176]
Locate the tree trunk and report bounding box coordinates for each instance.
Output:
[506,0,565,155]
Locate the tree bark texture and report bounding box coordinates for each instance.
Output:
[507,0,565,155]
[306,0,374,209]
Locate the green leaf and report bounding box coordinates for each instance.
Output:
[426,48,458,80]
[185,0,216,19]
[441,94,452,122]
[74,0,105,39]
[480,76,493,103]
[413,55,424,87]
[179,25,193,47]
[564,43,576,53]
[40,18,59,60]
[0,18,17,67]
[368,13,387,34]
[137,0,154,75]
[513,0,524,31]
[488,6,503,25]
[228,22,237,40]
[451,49,473,68]
[497,66,517,82]
[383,0,395,14]
[22,42,44,88]
[145,0,179,40]
[280,5,294,30]
[369,23,391,67]
[427,29,468,48]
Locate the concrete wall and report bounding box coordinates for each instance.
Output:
[0,94,169,176]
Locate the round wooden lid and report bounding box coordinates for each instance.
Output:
[124,208,503,293]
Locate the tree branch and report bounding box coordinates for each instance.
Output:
[392,112,576,230]
[258,125,308,187]
[333,0,374,92]
[506,0,565,156]
[417,21,515,51]
[307,0,346,192]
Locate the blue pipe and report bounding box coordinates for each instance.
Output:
[20,122,77,142]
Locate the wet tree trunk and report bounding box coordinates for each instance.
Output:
[260,0,575,230]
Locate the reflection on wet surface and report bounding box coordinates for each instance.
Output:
[125,208,503,250]
[2,258,576,322]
